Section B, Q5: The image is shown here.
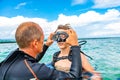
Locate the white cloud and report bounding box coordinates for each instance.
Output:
[88,21,120,37]
[93,0,120,8]
[72,0,120,8]
[105,23,120,30]
[15,2,27,9]
[48,9,120,37]
[0,16,55,39]
[91,31,120,37]
[71,0,86,6]
[0,9,120,39]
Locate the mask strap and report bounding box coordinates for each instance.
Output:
[24,59,39,80]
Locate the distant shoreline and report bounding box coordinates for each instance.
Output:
[0,37,120,43]
[0,39,16,43]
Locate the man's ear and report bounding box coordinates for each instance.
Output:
[31,39,38,48]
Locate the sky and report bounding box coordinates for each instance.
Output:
[0,0,120,39]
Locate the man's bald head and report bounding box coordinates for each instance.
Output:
[15,22,44,48]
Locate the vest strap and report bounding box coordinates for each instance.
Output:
[24,59,39,80]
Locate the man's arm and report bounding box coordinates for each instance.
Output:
[36,33,54,62]
[36,44,49,62]
[69,46,82,77]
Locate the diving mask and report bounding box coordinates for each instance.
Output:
[52,31,69,42]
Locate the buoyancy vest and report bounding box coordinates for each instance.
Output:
[53,50,72,66]
[52,50,93,66]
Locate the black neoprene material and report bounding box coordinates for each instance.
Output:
[52,50,72,66]
[0,46,82,80]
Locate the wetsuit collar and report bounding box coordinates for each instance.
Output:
[16,48,37,62]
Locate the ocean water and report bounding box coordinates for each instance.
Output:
[0,37,120,80]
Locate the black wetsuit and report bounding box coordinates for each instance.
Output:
[0,45,82,80]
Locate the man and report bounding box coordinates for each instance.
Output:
[0,22,82,80]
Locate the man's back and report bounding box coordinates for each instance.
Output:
[0,49,60,80]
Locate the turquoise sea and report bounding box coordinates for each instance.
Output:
[0,37,120,80]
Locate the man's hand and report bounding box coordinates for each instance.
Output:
[45,33,54,46]
[66,29,79,46]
